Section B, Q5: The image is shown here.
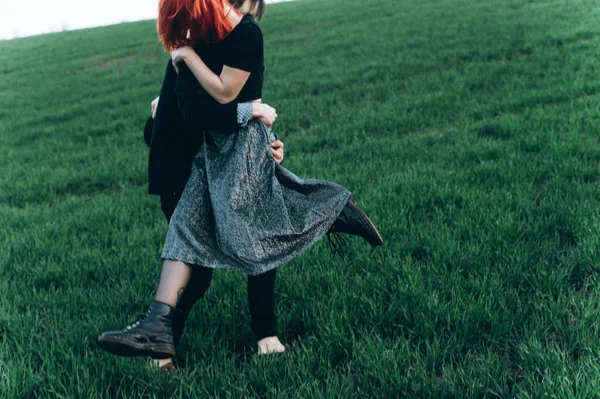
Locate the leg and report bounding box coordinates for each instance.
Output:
[247,269,285,354]
[153,264,213,372]
[97,259,194,359]
[154,192,213,370]
[154,260,193,307]
[159,191,210,344]
[172,265,213,346]
[157,191,197,308]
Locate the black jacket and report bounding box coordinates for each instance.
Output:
[147,58,239,196]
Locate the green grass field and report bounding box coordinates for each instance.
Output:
[2,0,600,396]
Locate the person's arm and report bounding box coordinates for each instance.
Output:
[178,97,271,132]
[175,83,239,131]
[171,20,263,105]
[145,60,277,146]
[172,46,250,105]
[173,63,276,131]
[143,59,239,146]
[144,101,278,146]
[170,60,240,131]
[145,99,283,163]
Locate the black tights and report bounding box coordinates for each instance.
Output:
[175,266,277,340]
[161,192,277,341]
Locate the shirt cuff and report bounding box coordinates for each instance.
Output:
[237,103,253,128]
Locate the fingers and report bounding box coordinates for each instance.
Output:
[272,154,283,164]
[257,104,278,126]
[271,140,284,164]
[261,117,273,127]
[270,146,284,164]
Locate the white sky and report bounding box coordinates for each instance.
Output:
[0,0,294,40]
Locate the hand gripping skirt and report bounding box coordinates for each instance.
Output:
[161,119,352,276]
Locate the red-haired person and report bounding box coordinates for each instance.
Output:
[139,0,283,372]
[97,0,383,368]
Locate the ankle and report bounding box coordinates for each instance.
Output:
[257,336,285,354]
[153,297,178,308]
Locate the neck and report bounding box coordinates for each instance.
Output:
[226,7,243,28]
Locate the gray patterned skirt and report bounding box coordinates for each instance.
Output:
[161,119,352,275]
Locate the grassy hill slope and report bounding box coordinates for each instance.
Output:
[2,0,600,396]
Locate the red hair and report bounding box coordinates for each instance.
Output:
[158,0,237,51]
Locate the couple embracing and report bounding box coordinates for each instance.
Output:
[97,0,383,372]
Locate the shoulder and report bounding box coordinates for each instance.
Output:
[229,15,262,42]
[221,14,263,70]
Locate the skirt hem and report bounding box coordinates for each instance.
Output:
[161,190,351,276]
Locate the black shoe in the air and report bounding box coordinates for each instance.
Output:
[326,195,384,253]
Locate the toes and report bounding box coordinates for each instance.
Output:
[257,343,287,355]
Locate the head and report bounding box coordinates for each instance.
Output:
[229,0,266,21]
[158,0,238,51]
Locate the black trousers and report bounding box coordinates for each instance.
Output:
[160,191,277,340]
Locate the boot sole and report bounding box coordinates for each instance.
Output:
[97,336,176,359]
[348,196,384,246]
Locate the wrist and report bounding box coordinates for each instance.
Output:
[182,48,195,62]
[252,103,261,119]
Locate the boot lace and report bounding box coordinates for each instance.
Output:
[125,304,155,331]
[125,313,146,331]
[326,232,349,262]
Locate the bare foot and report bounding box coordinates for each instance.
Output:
[150,358,177,373]
[257,336,286,355]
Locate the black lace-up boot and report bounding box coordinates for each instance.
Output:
[326,195,384,258]
[97,301,179,359]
